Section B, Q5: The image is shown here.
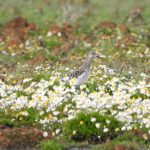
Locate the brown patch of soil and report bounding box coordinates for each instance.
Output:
[114,145,130,150]
[117,24,130,34]
[62,23,74,39]
[133,129,150,141]
[50,24,62,34]
[54,43,74,55]
[129,7,144,16]
[0,127,52,150]
[126,7,145,24]
[27,53,46,68]
[99,21,117,30]
[116,34,137,48]
[49,23,75,41]
[98,33,115,40]
[61,58,69,65]
[3,17,37,52]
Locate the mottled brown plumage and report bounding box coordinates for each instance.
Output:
[69,51,104,87]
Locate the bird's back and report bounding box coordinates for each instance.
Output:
[69,69,85,79]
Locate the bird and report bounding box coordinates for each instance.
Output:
[69,51,104,87]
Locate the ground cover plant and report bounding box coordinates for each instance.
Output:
[0,0,150,149]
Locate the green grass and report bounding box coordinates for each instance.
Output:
[41,140,63,150]
[92,131,149,150]
[0,0,150,28]
[63,111,122,142]
[40,131,149,150]
[0,0,150,74]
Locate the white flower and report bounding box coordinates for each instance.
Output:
[98,136,101,139]
[47,31,52,37]
[40,111,44,115]
[103,127,109,132]
[38,35,43,39]
[121,126,126,131]
[83,41,92,48]
[23,78,33,83]
[53,111,60,116]
[43,131,48,137]
[127,125,132,130]
[95,123,100,128]
[55,129,61,134]
[22,111,28,116]
[91,118,96,122]
[57,32,62,37]
[143,134,148,140]
[106,119,110,124]
[72,130,76,135]
[65,67,69,71]
[80,84,86,90]
[146,124,150,128]
[11,53,16,56]
[25,40,31,47]
[67,115,75,120]
[115,128,120,132]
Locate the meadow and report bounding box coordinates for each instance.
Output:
[0,0,150,149]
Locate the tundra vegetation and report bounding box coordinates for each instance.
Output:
[0,0,150,149]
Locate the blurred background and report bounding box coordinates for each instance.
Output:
[0,0,150,78]
[0,1,150,149]
[0,0,150,28]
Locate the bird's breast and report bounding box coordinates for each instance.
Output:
[75,70,90,87]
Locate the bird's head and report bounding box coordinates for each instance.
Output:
[88,51,105,59]
[81,51,105,70]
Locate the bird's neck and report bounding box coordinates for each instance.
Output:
[81,56,93,71]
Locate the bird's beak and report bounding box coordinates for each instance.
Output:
[96,54,105,59]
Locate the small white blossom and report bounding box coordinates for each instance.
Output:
[47,31,52,37]
[95,123,101,128]
[91,118,97,122]
[57,32,62,37]
[103,127,109,132]
[106,119,110,124]
[55,129,61,134]
[121,126,126,131]
[43,131,48,137]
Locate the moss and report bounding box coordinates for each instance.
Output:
[41,140,63,150]
[92,131,149,150]
[63,111,122,142]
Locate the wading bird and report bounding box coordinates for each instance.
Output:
[69,51,104,87]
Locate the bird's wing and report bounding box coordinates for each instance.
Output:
[69,69,85,79]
